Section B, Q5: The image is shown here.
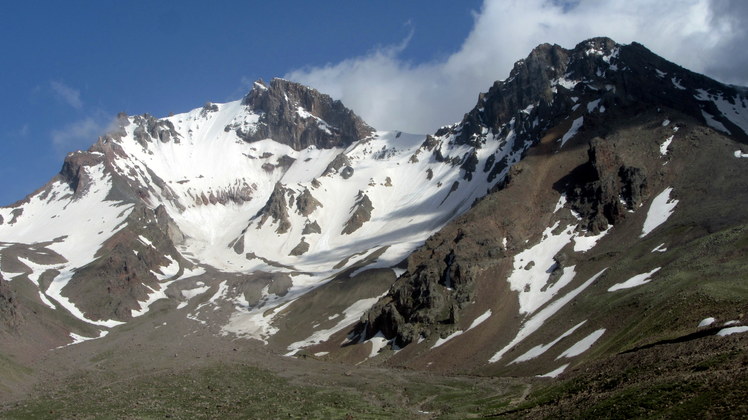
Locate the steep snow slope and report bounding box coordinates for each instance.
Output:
[0,78,531,345]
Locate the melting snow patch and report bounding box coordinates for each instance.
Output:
[717,326,748,337]
[537,364,569,378]
[46,271,125,328]
[573,226,610,252]
[58,330,109,348]
[556,329,605,359]
[701,110,730,134]
[660,135,674,156]
[511,321,586,364]
[38,292,56,310]
[586,99,601,113]
[432,330,464,349]
[154,255,180,280]
[490,269,607,363]
[712,94,748,134]
[608,267,661,292]
[734,150,748,158]
[652,243,667,253]
[131,279,178,317]
[367,331,391,358]
[662,119,670,127]
[181,283,210,300]
[698,317,716,327]
[640,188,678,237]
[559,117,584,148]
[671,77,686,90]
[138,235,153,247]
[507,222,577,314]
[467,310,492,331]
[286,296,382,353]
[553,195,567,213]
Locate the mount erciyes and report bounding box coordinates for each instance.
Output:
[1,38,747,418]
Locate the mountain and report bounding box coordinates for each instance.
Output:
[1,37,747,417]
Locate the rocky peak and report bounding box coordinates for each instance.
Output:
[452,37,747,148]
[239,78,374,150]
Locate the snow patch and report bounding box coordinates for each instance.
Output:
[660,135,674,156]
[553,195,567,213]
[573,226,610,252]
[559,117,584,147]
[366,331,391,358]
[698,317,716,327]
[537,364,569,378]
[286,296,382,353]
[586,99,601,113]
[651,243,667,253]
[556,329,605,359]
[468,310,492,331]
[490,269,607,363]
[58,330,109,348]
[511,321,586,364]
[507,222,577,314]
[432,329,464,349]
[640,188,678,237]
[608,267,661,292]
[717,326,748,337]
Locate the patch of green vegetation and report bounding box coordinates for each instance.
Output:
[494,339,748,419]
[1,364,534,420]
[1,364,411,419]
[0,352,32,394]
[88,349,115,364]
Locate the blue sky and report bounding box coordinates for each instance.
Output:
[0,1,480,205]
[1,0,746,206]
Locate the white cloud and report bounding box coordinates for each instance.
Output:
[286,0,748,133]
[50,81,83,110]
[50,117,111,155]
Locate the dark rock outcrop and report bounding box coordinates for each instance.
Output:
[0,274,21,331]
[237,79,374,150]
[295,188,322,217]
[132,114,181,146]
[322,153,352,176]
[559,138,648,233]
[253,183,292,234]
[64,204,188,322]
[289,237,310,256]
[342,191,373,235]
[302,220,321,235]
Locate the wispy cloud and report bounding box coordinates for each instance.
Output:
[50,80,83,110]
[50,116,112,155]
[286,0,748,134]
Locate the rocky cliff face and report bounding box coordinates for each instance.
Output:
[238,79,374,150]
[0,274,21,331]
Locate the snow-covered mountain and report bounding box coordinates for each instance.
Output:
[1,38,748,396]
[0,77,526,347]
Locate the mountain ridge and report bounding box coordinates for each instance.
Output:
[1,37,747,417]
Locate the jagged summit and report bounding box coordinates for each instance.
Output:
[239,78,374,150]
[450,37,748,149]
